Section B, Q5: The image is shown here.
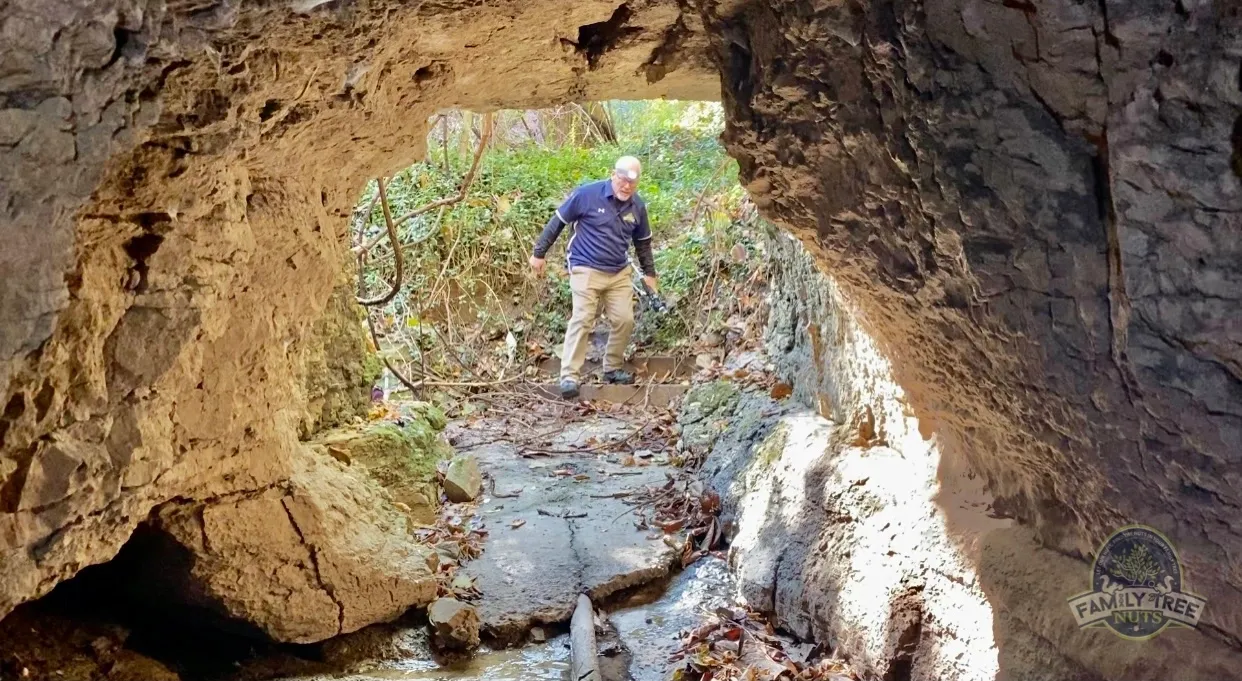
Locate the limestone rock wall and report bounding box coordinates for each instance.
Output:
[147,453,439,644]
[742,231,1242,680]
[0,0,716,619]
[701,0,1242,651]
[298,279,383,438]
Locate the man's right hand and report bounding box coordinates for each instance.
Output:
[529,255,546,276]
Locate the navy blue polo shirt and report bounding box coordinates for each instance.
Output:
[554,180,652,273]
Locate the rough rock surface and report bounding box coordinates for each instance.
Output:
[699,382,1242,680]
[139,454,439,643]
[299,281,384,438]
[427,597,481,650]
[677,380,741,456]
[708,229,1242,679]
[442,454,482,503]
[708,0,1242,653]
[0,0,715,618]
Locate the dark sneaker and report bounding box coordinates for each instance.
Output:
[603,369,635,385]
[559,378,580,399]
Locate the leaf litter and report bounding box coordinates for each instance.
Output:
[669,605,861,681]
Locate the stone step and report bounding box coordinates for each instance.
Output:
[537,355,694,380]
[528,382,689,407]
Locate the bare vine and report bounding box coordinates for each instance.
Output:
[356,178,404,306]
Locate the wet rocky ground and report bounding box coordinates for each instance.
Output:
[3,366,860,681]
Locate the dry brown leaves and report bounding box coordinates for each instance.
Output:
[452,390,682,458]
[669,606,859,681]
[694,365,782,394]
[413,509,488,601]
[626,475,724,567]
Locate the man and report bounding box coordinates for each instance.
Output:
[529,155,658,399]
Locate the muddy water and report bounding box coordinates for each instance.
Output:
[317,557,733,681]
[610,557,735,681]
[348,635,572,680]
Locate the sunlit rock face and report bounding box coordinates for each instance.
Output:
[698,0,1242,667]
[722,232,1242,680]
[2,0,1241,672]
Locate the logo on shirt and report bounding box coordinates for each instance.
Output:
[596,208,606,214]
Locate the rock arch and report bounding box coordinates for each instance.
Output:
[2,0,1240,677]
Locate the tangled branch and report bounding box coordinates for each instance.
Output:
[356,177,404,306]
[393,113,493,225]
[356,113,494,303]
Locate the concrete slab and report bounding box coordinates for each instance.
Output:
[460,431,678,645]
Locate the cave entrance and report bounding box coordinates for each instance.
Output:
[5,0,1241,677]
[2,98,795,681]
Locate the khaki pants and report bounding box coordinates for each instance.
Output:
[561,265,635,381]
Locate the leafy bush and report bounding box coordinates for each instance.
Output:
[355,101,754,377]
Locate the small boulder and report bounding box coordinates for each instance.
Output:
[443,455,482,502]
[428,598,481,650]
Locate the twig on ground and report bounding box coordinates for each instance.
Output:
[459,420,567,450]
[415,375,528,388]
[538,507,588,519]
[520,416,658,456]
[488,474,522,499]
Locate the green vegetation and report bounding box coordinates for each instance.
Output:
[313,404,451,522]
[353,101,764,390]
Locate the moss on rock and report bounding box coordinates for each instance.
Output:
[678,380,742,454]
[300,281,383,436]
[310,409,452,524]
[753,421,789,473]
[681,381,741,422]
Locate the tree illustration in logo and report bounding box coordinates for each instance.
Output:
[1109,543,1161,587]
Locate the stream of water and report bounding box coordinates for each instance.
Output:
[317,557,734,681]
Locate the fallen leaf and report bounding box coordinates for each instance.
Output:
[659,518,687,532]
[770,383,793,399]
[510,519,526,529]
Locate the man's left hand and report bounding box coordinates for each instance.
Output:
[643,275,658,294]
